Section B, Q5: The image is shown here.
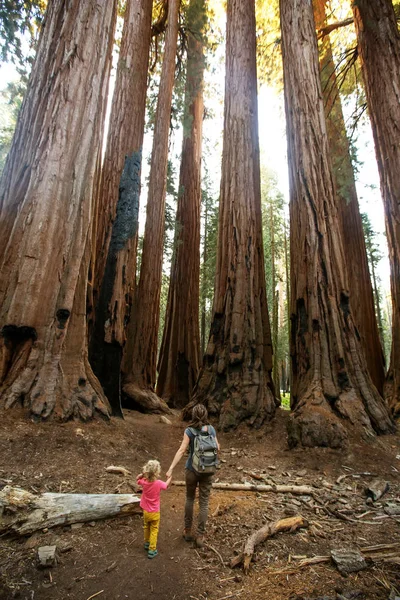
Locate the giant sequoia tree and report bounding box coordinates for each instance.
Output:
[188,0,277,430]
[313,0,385,396]
[156,0,206,408]
[351,0,400,418]
[0,0,118,419]
[89,0,153,415]
[123,0,180,407]
[280,0,394,447]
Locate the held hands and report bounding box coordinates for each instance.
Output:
[166,468,173,479]
[136,472,143,481]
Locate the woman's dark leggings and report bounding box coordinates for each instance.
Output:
[184,469,213,534]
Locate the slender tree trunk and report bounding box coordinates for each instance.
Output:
[123,0,180,405]
[351,0,400,418]
[184,0,276,430]
[313,0,385,396]
[88,0,153,416]
[156,3,205,407]
[284,220,290,394]
[201,197,208,355]
[270,205,280,399]
[280,0,394,448]
[0,0,118,419]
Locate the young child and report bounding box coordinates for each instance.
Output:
[136,460,172,558]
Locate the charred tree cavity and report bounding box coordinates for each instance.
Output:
[89,152,140,417]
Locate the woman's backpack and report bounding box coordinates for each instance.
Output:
[189,427,218,474]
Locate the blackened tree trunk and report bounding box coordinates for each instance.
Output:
[123,0,180,407]
[280,0,394,447]
[156,0,205,408]
[185,0,277,430]
[313,0,385,396]
[0,0,118,419]
[352,0,400,418]
[89,0,153,416]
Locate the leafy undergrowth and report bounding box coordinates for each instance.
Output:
[0,408,399,600]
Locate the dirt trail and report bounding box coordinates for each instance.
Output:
[0,409,399,600]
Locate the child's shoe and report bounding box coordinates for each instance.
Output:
[144,542,150,550]
[148,549,158,559]
[183,528,194,542]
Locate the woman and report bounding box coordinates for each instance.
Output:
[166,404,220,548]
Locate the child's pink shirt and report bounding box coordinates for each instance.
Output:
[137,478,168,513]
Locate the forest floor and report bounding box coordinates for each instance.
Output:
[0,407,399,600]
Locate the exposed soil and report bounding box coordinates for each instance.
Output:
[0,408,399,600]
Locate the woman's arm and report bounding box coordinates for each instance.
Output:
[166,433,190,478]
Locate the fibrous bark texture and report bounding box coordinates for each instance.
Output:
[187,0,277,430]
[89,0,153,416]
[280,0,394,447]
[0,0,117,419]
[351,0,400,418]
[313,0,385,396]
[156,3,205,408]
[123,0,180,404]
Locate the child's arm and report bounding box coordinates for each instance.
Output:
[166,475,172,488]
[136,472,143,482]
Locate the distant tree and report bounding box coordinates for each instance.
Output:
[185,0,277,430]
[123,0,180,409]
[157,0,207,408]
[280,0,394,448]
[351,0,400,418]
[0,1,45,64]
[0,0,118,419]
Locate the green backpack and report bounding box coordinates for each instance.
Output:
[189,427,218,474]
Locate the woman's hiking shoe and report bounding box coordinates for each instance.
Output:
[183,529,194,542]
[148,549,158,559]
[195,535,204,548]
[144,542,150,550]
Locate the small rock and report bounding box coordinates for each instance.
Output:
[75,428,84,437]
[331,548,367,575]
[384,503,400,516]
[37,546,57,568]
[365,479,389,502]
[297,469,307,477]
[70,522,84,530]
[159,416,172,425]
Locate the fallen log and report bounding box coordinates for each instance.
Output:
[0,486,141,536]
[231,515,308,573]
[172,481,314,495]
[105,466,132,477]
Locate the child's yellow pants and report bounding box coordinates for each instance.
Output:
[143,510,160,551]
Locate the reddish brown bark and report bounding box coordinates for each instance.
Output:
[313,0,385,395]
[280,0,394,447]
[122,0,180,404]
[351,0,400,418]
[156,9,205,408]
[185,0,277,430]
[88,0,153,415]
[0,0,117,419]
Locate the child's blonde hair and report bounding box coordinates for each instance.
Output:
[142,459,161,482]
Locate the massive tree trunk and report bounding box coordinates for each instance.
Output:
[185,0,277,430]
[351,0,400,418]
[280,0,394,448]
[0,0,117,419]
[88,0,153,416]
[156,0,205,408]
[122,0,180,406]
[313,0,385,396]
